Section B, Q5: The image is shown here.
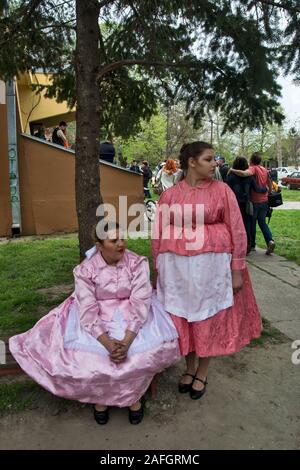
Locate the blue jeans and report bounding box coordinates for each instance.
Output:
[238,202,252,252]
[251,202,273,248]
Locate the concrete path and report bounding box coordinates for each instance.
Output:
[275,201,300,210]
[247,248,300,340]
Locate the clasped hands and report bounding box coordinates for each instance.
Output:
[97,330,136,363]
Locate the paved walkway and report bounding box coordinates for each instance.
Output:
[247,248,300,340]
[275,201,300,210]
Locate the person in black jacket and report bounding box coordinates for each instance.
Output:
[216,156,229,182]
[52,121,68,147]
[141,161,152,198]
[129,160,142,174]
[227,156,267,253]
[99,138,115,163]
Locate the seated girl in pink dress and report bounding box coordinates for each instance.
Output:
[152,141,262,400]
[9,222,180,425]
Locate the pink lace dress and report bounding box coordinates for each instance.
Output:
[152,178,262,357]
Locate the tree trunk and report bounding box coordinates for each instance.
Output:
[75,0,101,260]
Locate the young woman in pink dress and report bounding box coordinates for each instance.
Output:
[10,222,180,425]
[152,141,262,400]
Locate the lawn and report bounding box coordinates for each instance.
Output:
[280,187,300,202]
[256,209,300,265]
[0,236,79,336]
[0,236,151,337]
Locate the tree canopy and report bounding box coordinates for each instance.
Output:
[3,0,300,136]
[1,0,300,255]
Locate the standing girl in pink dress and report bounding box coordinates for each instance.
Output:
[152,142,261,400]
[10,222,180,425]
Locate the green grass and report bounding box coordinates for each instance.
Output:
[0,236,79,336]
[280,187,300,202]
[0,381,39,413]
[256,209,300,265]
[249,318,289,348]
[0,236,152,337]
[0,380,82,415]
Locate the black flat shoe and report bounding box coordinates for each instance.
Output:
[128,404,144,425]
[178,373,195,394]
[190,377,208,400]
[93,406,109,425]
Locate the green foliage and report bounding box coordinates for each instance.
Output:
[0,0,75,81]
[118,112,167,165]
[1,0,296,139]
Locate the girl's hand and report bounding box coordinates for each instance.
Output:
[231,270,243,294]
[110,330,137,362]
[97,333,120,355]
[110,344,127,363]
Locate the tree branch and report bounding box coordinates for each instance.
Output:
[98,0,115,9]
[99,59,201,77]
[256,0,300,13]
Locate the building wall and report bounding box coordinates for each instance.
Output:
[18,136,143,235]
[0,78,144,237]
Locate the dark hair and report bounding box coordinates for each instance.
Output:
[179,141,213,171]
[142,161,148,166]
[250,152,262,165]
[232,156,249,171]
[92,221,120,243]
[59,121,67,127]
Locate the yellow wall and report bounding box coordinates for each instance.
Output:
[17,72,75,133]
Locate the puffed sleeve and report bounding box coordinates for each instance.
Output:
[73,263,108,338]
[126,257,152,334]
[223,185,247,270]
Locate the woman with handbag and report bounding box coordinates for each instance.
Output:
[228,152,275,255]
[227,157,268,254]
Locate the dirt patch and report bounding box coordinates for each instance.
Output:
[0,343,299,450]
[37,284,74,301]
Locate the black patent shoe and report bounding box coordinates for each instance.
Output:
[178,373,195,394]
[128,403,144,425]
[190,377,208,400]
[93,406,109,425]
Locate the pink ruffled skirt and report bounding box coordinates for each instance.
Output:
[170,268,262,357]
[9,293,180,407]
